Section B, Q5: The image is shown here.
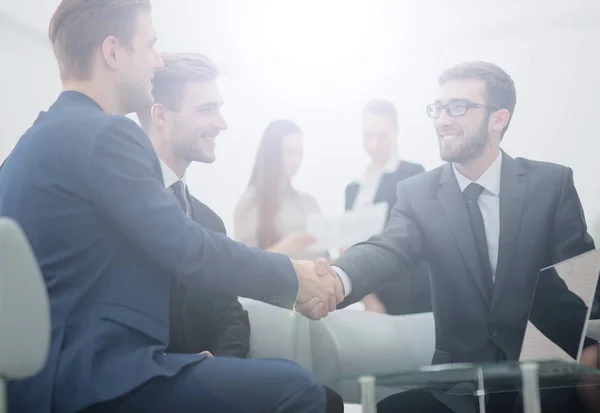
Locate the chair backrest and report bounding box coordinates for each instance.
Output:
[240,298,313,372]
[0,217,50,379]
[310,310,436,403]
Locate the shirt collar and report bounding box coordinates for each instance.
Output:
[355,154,401,184]
[453,151,502,196]
[382,154,400,173]
[159,160,186,189]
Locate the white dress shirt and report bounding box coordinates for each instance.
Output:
[452,152,502,280]
[352,155,401,210]
[335,152,503,296]
[159,160,191,215]
[160,160,185,188]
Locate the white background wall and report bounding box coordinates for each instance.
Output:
[1,1,600,239]
[0,14,60,161]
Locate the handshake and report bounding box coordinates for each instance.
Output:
[291,258,345,320]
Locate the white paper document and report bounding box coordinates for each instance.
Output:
[306,203,387,251]
[519,321,573,362]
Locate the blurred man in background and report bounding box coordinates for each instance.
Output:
[344,100,430,315]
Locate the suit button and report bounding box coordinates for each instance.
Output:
[490,329,498,337]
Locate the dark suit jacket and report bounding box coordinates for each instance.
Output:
[345,160,425,220]
[0,91,296,413]
[344,160,431,315]
[167,194,250,358]
[336,153,595,366]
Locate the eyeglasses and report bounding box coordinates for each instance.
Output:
[426,100,497,119]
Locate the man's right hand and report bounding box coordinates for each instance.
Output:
[292,258,344,320]
[198,351,213,357]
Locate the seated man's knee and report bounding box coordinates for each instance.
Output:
[267,359,322,391]
[264,359,325,412]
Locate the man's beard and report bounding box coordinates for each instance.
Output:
[439,119,490,164]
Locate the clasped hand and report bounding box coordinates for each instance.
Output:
[292,258,345,320]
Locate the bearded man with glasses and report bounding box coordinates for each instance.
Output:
[313,61,599,413]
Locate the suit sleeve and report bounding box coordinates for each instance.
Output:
[335,181,423,306]
[206,297,251,358]
[550,167,598,318]
[86,117,297,309]
[550,167,595,262]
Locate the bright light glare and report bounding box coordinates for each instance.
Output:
[251,0,377,74]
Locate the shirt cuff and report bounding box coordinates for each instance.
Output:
[332,265,352,297]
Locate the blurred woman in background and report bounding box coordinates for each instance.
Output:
[234,120,344,413]
[234,119,324,260]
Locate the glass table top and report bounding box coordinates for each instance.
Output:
[334,360,600,394]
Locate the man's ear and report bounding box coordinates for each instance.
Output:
[151,103,169,128]
[100,36,119,70]
[490,108,511,135]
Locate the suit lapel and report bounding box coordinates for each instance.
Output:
[185,190,227,234]
[491,154,528,308]
[437,164,491,304]
[346,183,359,210]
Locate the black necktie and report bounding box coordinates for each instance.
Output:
[167,180,189,352]
[171,180,188,215]
[463,183,494,295]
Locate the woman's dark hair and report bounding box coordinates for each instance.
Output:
[248,120,302,249]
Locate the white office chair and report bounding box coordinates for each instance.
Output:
[0,217,50,413]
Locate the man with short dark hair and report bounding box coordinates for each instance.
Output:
[319,61,596,412]
[0,1,341,412]
[142,52,344,413]
[139,53,248,360]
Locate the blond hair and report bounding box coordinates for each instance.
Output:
[49,0,152,82]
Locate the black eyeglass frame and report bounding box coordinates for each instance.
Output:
[426,99,498,119]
